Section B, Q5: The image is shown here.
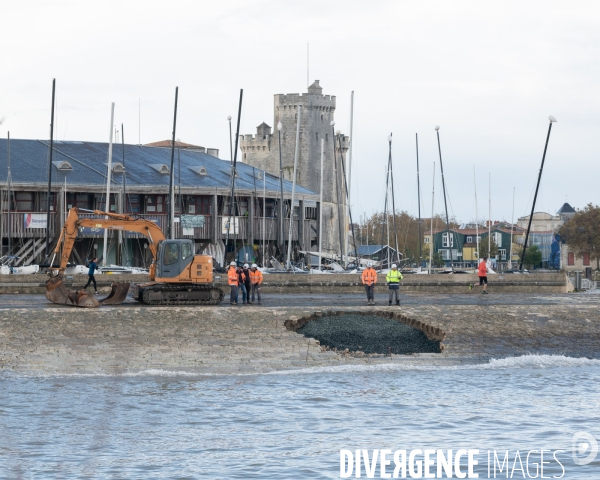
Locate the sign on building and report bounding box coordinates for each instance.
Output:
[221,217,239,235]
[23,213,47,229]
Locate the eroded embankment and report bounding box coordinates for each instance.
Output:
[286,311,445,355]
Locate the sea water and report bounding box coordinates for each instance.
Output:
[0,355,599,479]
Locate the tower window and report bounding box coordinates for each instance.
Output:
[316,132,318,141]
[321,114,323,122]
[326,133,328,141]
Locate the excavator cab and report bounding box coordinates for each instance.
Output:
[155,239,195,279]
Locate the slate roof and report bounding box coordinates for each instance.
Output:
[557,202,576,214]
[0,139,317,197]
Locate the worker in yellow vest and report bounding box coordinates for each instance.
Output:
[386,263,403,306]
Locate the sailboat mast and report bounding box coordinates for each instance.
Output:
[45,78,56,259]
[416,133,422,264]
[331,122,345,266]
[435,126,453,272]
[318,138,324,271]
[474,166,479,264]
[7,132,11,256]
[345,91,354,265]
[226,89,244,246]
[102,102,115,266]
[380,152,390,268]
[430,162,435,273]
[388,133,400,264]
[510,187,515,270]
[263,169,266,265]
[286,104,302,269]
[488,172,491,257]
[168,87,179,240]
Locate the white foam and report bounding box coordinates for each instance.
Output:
[1,355,598,379]
[266,354,600,376]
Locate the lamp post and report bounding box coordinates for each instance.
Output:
[277,121,285,257]
[519,116,557,271]
[435,125,453,272]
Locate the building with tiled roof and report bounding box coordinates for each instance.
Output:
[0,138,319,267]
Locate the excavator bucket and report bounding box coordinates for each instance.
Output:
[45,276,129,307]
[99,282,130,305]
[45,276,99,308]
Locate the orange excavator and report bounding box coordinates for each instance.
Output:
[46,208,224,307]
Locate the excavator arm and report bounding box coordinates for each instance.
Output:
[49,208,166,275]
[46,208,167,307]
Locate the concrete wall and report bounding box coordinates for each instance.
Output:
[0,272,568,295]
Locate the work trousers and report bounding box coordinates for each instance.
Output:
[84,274,97,291]
[251,284,261,303]
[229,285,238,304]
[388,285,400,303]
[364,284,375,301]
[236,284,247,303]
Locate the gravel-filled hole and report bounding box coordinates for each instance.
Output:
[298,314,441,354]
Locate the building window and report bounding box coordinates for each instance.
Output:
[321,114,323,122]
[466,236,472,243]
[568,252,574,266]
[326,134,328,141]
[424,237,430,244]
[499,249,507,260]
[492,232,502,248]
[15,192,34,211]
[316,132,318,141]
[442,232,454,247]
[295,114,297,119]
[583,253,590,266]
[299,132,302,139]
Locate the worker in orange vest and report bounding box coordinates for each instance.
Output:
[361,261,378,305]
[228,261,239,305]
[248,263,263,305]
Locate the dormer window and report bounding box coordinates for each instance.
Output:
[105,162,125,173]
[189,166,208,176]
[52,160,72,171]
[150,164,170,174]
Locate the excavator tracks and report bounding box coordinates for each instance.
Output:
[138,283,224,306]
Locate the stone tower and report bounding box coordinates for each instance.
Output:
[239,80,348,255]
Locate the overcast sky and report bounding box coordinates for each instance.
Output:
[2,0,599,224]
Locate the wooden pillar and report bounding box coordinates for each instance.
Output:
[248,195,255,246]
[298,199,305,250]
[211,193,218,243]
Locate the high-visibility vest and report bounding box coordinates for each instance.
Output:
[361,268,377,285]
[228,267,238,286]
[249,269,263,285]
[386,269,403,283]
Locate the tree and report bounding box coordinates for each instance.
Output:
[478,237,498,260]
[523,245,542,269]
[558,203,600,270]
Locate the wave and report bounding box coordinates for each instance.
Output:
[0,355,598,379]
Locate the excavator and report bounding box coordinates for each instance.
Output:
[45,208,224,307]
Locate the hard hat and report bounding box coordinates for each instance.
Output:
[243,263,249,268]
[367,262,373,267]
[251,263,258,268]
[392,264,397,268]
[230,261,236,266]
